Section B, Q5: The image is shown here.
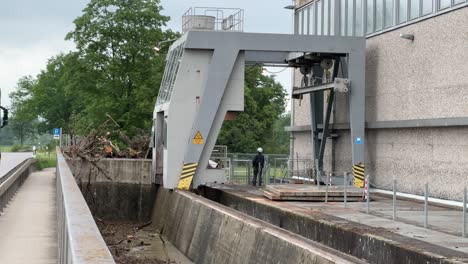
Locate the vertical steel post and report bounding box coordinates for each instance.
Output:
[273,159,277,185]
[247,163,251,185]
[316,158,321,187]
[393,179,397,220]
[325,172,330,203]
[424,183,428,228]
[366,174,370,214]
[463,186,467,238]
[344,172,348,208]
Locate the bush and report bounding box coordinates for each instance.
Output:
[35,151,57,170]
[10,144,32,152]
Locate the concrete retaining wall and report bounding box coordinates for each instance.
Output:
[67,158,155,222]
[200,186,468,264]
[151,187,364,264]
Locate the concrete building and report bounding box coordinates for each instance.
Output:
[288,0,468,200]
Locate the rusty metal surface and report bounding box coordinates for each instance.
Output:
[56,148,115,264]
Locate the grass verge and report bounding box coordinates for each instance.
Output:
[35,151,57,170]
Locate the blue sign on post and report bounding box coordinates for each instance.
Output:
[53,128,60,140]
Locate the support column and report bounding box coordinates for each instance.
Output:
[348,50,366,168]
[178,48,240,190]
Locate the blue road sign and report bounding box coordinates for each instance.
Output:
[53,128,60,139]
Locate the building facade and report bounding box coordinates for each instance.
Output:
[289,0,468,200]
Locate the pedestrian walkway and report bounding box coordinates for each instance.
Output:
[0,168,57,263]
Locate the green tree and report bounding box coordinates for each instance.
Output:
[8,77,38,145]
[217,67,288,153]
[264,113,290,154]
[10,0,178,139]
[65,0,178,135]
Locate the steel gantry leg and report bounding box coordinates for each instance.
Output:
[178,47,240,190]
[348,50,366,179]
[309,65,324,182]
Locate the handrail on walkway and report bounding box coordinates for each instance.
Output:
[56,148,115,264]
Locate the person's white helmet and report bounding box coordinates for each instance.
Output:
[257,147,263,153]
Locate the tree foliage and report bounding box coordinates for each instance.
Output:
[8,76,38,145]
[217,67,288,154]
[10,0,176,137]
[9,0,290,154]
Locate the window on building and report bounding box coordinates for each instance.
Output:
[355,0,363,35]
[410,0,420,19]
[439,0,452,10]
[376,0,384,31]
[341,0,346,35]
[304,8,310,34]
[422,0,433,15]
[330,0,336,35]
[398,0,408,23]
[366,0,374,33]
[384,0,394,28]
[324,0,329,35]
[317,1,323,35]
[454,0,465,5]
[309,5,316,35]
[347,0,354,36]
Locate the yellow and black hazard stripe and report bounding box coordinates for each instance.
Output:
[177,163,198,190]
[352,163,365,188]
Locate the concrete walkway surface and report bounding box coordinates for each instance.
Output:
[0,168,57,263]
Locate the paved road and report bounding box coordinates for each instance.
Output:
[0,152,33,178]
[0,168,57,263]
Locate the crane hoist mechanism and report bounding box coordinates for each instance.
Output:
[151,8,366,190]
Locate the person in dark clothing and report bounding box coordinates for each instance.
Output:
[252,147,265,186]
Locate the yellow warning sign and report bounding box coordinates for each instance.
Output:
[353,163,365,188]
[177,163,198,190]
[192,131,204,145]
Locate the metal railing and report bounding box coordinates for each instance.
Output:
[0,159,34,211]
[56,149,115,263]
[182,7,244,33]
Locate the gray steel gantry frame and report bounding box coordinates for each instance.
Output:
[179,31,365,188]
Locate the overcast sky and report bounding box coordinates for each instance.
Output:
[0,0,293,107]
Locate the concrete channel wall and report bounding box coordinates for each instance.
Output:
[151,187,365,264]
[0,159,34,212]
[67,158,155,222]
[56,150,115,264]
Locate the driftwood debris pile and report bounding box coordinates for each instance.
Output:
[63,115,150,161]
